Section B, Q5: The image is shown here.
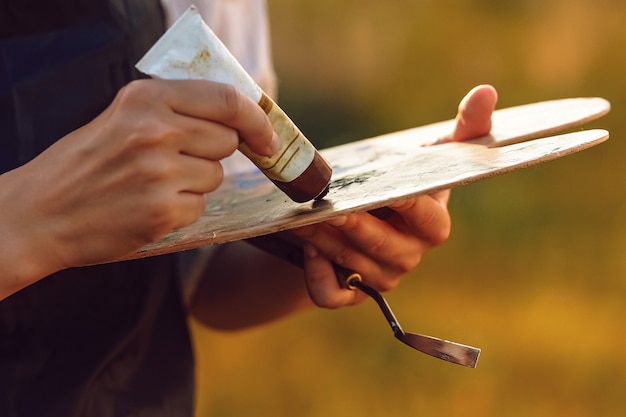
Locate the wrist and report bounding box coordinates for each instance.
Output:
[0,169,62,300]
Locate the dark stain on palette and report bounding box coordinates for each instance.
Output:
[328,170,380,191]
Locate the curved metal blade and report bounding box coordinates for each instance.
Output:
[397,333,481,368]
[345,275,481,368]
[245,234,482,368]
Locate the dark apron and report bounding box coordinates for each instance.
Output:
[0,1,195,416]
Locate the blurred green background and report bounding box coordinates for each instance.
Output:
[192,1,626,416]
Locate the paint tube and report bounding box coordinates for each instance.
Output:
[136,6,332,202]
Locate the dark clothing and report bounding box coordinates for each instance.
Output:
[0,1,195,416]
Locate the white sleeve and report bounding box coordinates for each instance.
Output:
[159,0,277,306]
[160,0,275,177]
[160,0,277,96]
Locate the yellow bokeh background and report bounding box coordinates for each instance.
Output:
[192,1,626,416]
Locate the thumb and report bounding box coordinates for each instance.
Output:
[451,84,498,141]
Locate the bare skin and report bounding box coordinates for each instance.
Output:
[190,84,499,329]
[0,82,498,328]
[299,84,499,307]
[0,79,278,300]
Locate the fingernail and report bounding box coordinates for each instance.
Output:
[327,215,348,227]
[267,131,281,155]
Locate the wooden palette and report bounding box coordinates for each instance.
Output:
[129,97,610,260]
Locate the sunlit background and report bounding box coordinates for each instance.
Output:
[192,1,626,416]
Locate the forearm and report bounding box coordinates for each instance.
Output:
[0,230,43,300]
[189,239,314,331]
[0,168,60,300]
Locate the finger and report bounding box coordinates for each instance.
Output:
[168,192,207,231]
[294,220,408,292]
[387,195,451,246]
[295,222,365,269]
[429,189,451,206]
[149,79,278,156]
[450,84,498,141]
[325,213,424,266]
[133,176,208,233]
[302,243,362,308]
[129,140,226,196]
[174,154,225,194]
[166,114,240,161]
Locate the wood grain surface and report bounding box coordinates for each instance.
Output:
[128,97,610,259]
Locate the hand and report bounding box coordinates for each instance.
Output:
[0,79,277,297]
[293,85,498,308]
